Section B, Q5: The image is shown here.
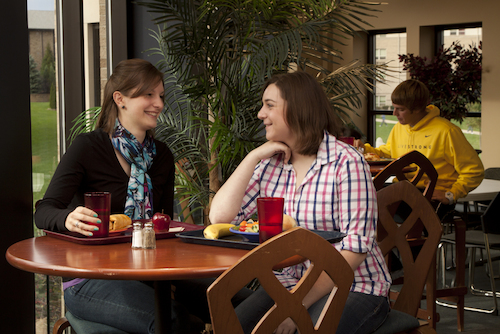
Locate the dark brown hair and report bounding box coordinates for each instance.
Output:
[391,79,430,113]
[263,71,342,155]
[96,58,164,134]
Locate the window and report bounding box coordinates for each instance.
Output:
[375,95,386,108]
[375,48,386,60]
[438,25,482,151]
[368,31,407,145]
[28,1,62,332]
[368,25,482,151]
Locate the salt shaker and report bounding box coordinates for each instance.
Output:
[142,221,156,249]
[131,222,143,249]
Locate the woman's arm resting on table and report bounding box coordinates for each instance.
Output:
[274,250,366,334]
[209,141,291,224]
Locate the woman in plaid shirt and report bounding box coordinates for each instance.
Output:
[210,71,391,333]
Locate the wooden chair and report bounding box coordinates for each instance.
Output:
[372,151,440,327]
[372,150,438,202]
[206,227,354,334]
[374,181,442,334]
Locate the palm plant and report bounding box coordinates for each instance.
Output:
[73,0,388,225]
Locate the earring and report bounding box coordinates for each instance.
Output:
[121,106,125,109]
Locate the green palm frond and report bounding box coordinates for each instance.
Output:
[69,107,100,143]
[142,0,388,223]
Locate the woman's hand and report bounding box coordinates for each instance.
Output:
[274,317,296,334]
[209,140,291,224]
[65,206,101,236]
[252,141,292,164]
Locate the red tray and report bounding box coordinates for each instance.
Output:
[44,220,203,245]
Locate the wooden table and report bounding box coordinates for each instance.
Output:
[6,232,299,334]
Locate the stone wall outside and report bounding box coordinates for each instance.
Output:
[30,94,50,102]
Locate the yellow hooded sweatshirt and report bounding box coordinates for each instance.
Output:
[365,105,484,200]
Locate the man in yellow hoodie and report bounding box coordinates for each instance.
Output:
[356,79,484,217]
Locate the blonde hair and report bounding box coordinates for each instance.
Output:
[391,79,430,113]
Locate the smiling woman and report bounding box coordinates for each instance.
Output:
[31,59,206,333]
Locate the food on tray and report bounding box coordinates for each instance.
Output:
[109,214,132,231]
[364,152,381,161]
[152,212,171,231]
[234,214,298,233]
[238,219,259,232]
[204,214,299,240]
[203,223,235,239]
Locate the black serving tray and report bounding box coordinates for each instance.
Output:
[176,229,346,250]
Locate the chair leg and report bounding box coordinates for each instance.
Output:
[469,248,478,294]
[485,245,499,315]
[426,255,438,329]
[438,243,447,289]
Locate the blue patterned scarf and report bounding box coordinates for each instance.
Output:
[111,119,156,219]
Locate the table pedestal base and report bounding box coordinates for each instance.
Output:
[154,281,172,334]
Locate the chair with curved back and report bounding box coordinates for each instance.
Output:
[372,151,441,327]
[373,181,442,334]
[372,150,438,202]
[206,227,354,334]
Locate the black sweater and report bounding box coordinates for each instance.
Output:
[35,128,175,232]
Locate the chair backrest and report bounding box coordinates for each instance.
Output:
[376,181,443,317]
[481,191,500,235]
[373,150,438,202]
[206,227,354,334]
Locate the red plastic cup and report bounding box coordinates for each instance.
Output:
[339,137,354,145]
[257,197,284,243]
[84,192,111,238]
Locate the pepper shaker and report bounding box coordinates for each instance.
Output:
[142,221,156,249]
[131,222,143,249]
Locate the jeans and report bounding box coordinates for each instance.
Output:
[235,288,389,334]
[64,279,204,334]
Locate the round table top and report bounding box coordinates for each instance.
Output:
[458,178,500,203]
[6,236,251,281]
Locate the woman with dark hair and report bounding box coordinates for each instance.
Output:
[35,59,203,333]
[209,71,391,334]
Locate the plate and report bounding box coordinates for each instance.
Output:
[109,227,131,235]
[367,158,393,165]
[229,226,259,242]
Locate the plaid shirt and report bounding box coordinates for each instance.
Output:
[232,132,391,297]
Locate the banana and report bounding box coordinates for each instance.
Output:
[283,214,298,231]
[203,224,235,239]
